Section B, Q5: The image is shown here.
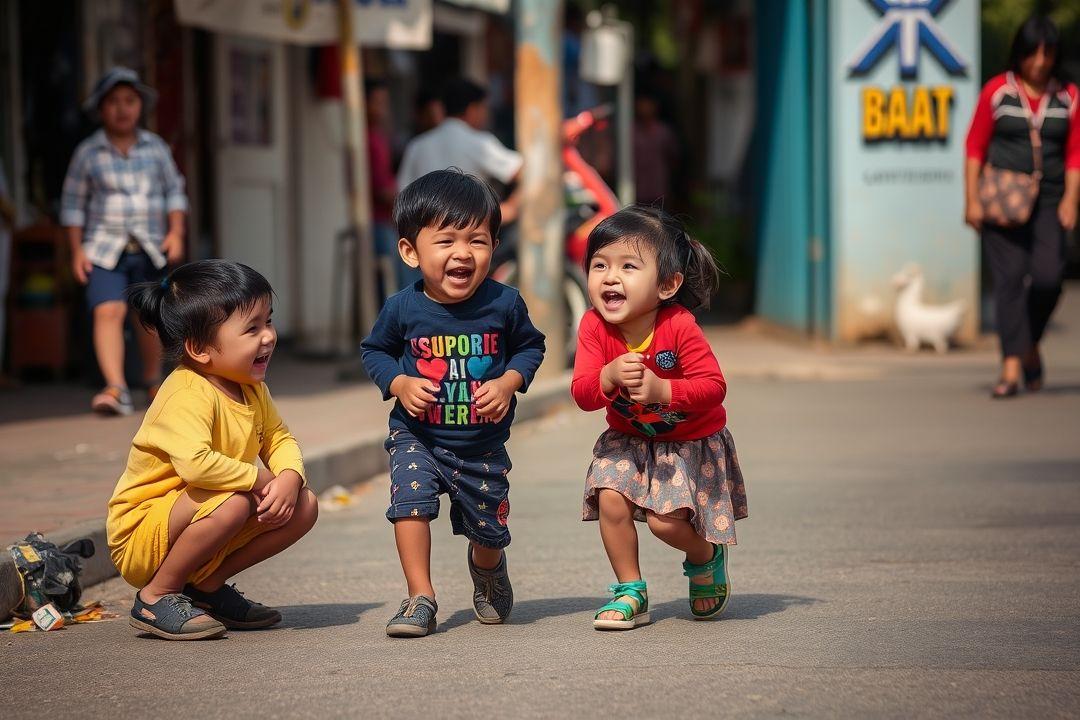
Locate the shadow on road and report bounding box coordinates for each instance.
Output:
[280,602,383,630]
[649,593,820,621]
[437,592,819,631]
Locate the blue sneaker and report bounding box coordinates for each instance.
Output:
[129,591,226,640]
[386,595,437,638]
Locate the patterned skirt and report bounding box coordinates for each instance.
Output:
[582,427,748,545]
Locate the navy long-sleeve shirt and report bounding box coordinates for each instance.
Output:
[360,279,546,454]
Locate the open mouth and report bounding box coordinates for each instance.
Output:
[253,352,271,372]
[601,290,626,310]
[446,267,475,284]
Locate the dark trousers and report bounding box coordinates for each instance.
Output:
[982,200,1066,358]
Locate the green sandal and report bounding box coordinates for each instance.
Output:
[682,544,729,619]
[593,580,651,631]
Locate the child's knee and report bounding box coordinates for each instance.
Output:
[598,489,633,521]
[292,488,319,530]
[213,492,257,525]
[94,301,126,323]
[645,509,686,539]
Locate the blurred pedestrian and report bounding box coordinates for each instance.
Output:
[61,67,188,415]
[0,157,13,387]
[366,78,418,296]
[412,88,445,137]
[397,78,523,224]
[633,91,678,205]
[964,16,1080,398]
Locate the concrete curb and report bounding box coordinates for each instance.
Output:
[1,373,572,619]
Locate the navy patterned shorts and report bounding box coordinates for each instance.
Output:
[384,428,512,549]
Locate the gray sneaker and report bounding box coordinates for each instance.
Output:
[129,591,227,640]
[386,595,438,638]
[468,547,513,624]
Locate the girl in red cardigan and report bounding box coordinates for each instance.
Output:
[572,205,747,630]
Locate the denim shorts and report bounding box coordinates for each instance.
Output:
[384,428,512,549]
[87,252,164,309]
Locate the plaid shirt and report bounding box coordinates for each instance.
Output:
[60,129,187,270]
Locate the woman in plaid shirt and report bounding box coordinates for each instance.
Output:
[61,67,188,416]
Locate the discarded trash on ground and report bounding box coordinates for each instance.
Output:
[2,600,119,633]
[5,531,96,622]
[319,484,357,511]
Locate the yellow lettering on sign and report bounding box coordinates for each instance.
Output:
[909,87,934,137]
[886,87,909,138]
[932,85,954,137]
[863,87,886,139]
[861,85,955,140]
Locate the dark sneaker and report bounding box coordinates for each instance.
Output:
[92,386,134,416]
[386,595,437,638]
[129,591,227,640]
[183,583,282,629]
[468,547,513,624]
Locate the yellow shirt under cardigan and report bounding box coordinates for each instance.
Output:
[107,365,305,587]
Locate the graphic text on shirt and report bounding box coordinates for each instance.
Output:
[410,332,501,426]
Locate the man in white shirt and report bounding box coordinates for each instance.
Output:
[397,78,523,223]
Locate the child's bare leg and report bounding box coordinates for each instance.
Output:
[645,510,717,614]
[597,489,642,621]
[93,301,128,389]
[141,492,255,603]
[395,517,435,597]
[470,542,502,570]
[193,488,319,591]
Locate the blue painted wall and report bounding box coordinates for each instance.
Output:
[752,0,814,332]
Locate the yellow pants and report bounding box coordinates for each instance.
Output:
[111,487,270,588]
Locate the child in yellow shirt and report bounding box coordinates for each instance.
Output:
[107,260,318,640]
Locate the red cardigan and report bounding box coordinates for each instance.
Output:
[571,306,727,440]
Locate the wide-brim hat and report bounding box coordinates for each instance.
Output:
[82,66,158,119]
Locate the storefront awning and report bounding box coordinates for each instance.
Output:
[174,0,433,49]
[439,0,509,13]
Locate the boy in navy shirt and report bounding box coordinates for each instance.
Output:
[361,170,545,637]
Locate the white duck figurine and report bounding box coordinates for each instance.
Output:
[892,264,965,354]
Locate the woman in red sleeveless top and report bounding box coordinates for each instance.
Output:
[964,15,1080,398]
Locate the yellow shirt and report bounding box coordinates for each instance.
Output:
[107,366,305,554]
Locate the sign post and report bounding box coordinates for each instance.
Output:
[829,0,980,344]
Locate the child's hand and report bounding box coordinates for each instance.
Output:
[601,352,645,395]
[474,371,523,423]
[256,470,303,527]
[253,466,276,494]
[390,375,440,418]
[626,367,672,406]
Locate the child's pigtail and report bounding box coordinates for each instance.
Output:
[675,233,721,311]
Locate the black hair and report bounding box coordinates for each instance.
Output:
[1008,15,1062,81]
[364,77,387,98]
[585,204,720,311]
[127,260,274,363]
[394,168,502,245]
[442,77,487,117]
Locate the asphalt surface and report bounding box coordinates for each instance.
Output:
[2,340,1079,719]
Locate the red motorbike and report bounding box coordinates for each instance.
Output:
[490,105,619,365]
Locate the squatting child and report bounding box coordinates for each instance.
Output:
[107,260,318,640]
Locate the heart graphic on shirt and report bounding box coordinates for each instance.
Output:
[466,355,494,380]
[416,357,449,384]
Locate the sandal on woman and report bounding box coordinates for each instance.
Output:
[593,580,650,631]
[990,379,1019,399]
[683,543,730,620]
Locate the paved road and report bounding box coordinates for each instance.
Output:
[3,325,1079,718]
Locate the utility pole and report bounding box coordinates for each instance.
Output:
[338,0,378,349]
[515,0,565,377]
